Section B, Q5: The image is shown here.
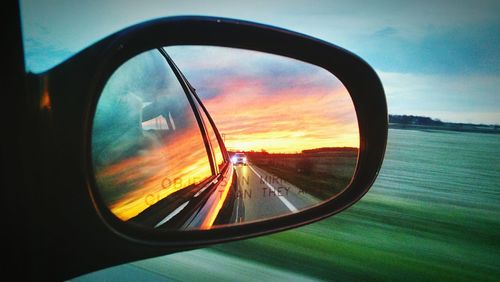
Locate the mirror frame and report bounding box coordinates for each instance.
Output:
[37,16,387,278]
[85,16,387,245]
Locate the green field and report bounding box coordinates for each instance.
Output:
[76,129,500,281]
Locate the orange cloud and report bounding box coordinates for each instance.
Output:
[202,75,359,153]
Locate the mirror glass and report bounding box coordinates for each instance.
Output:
[91,46,359,231]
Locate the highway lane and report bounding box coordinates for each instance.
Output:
[232,163,321,223]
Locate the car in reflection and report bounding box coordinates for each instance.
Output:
[91,47,241,230]
[231,152,248,166]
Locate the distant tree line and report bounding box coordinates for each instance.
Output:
[389,115,444,126]
[301,147,358,154]
[389,114,499,134]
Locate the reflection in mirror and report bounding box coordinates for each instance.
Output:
[92,46,358,231]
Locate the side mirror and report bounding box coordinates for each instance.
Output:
[92,46,360,230]
[34,16,387,279]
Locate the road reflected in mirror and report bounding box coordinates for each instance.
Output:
[167,46,359,227]
[91,46,358,231]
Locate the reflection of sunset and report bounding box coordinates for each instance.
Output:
[200,168,234,230]
[167,46,359,154]
[203,77,359,153]
[95,127,211,221]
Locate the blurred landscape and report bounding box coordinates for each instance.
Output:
[390,114,500,134]
[77,128,500,281]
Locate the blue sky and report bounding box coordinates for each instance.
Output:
[20,0,500,124]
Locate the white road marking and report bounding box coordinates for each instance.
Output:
[154,201,190,228]
[194,186,208,198]
[194,178,219,198]
[234,192,240,222]
[247,164,298,213]
[233,169,240,221]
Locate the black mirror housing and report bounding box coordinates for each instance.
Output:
[28,16,387,280]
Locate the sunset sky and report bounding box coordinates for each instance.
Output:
[167,46,359,153]
[21,0,499,124]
